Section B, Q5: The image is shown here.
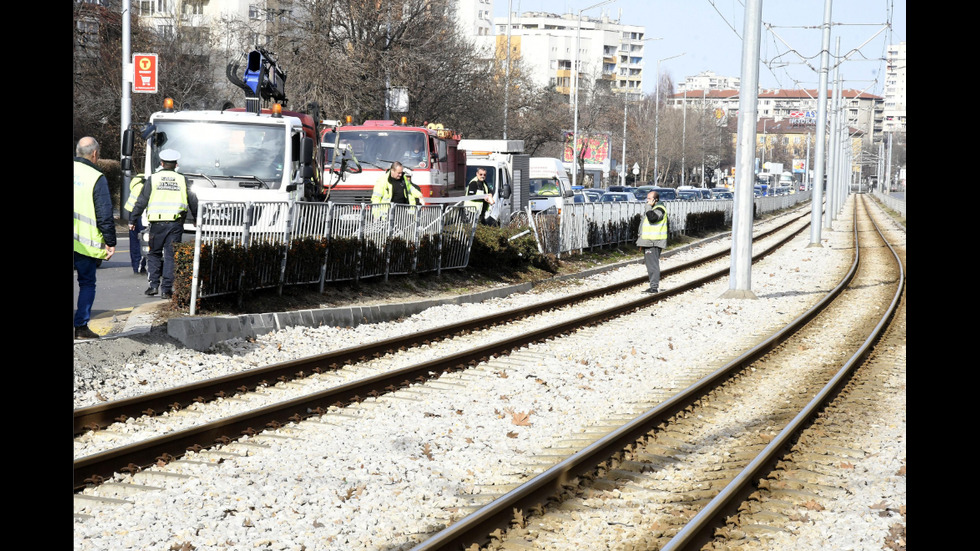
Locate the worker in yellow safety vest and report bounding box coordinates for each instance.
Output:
[464,167,496,225]
[73,136,117,340]
[123,173,147,274]
[636,190,668,295]
[370,161,423,218]
[128,149,198,300]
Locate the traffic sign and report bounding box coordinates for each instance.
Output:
[133,53,158,93]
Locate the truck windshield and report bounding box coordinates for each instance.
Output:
[464,166,496,194]
[529,178,560,196]
[332,130,427,169]
[153,121,286,185]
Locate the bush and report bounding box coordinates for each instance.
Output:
[469,224,559,273]
[684,210,727,235]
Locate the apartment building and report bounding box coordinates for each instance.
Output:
[882,42,906,133]
[678,70,740,92]
[488,10,647,96]
[670,88,885,143]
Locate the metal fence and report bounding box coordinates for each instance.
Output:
[528,191,812,257]
[871,189,906,218]
[188,201,478,312]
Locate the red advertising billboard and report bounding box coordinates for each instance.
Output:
[561,132,612,171]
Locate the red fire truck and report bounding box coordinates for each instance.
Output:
[319,119,466,203]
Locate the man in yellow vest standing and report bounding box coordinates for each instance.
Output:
[123,173,147,274]
[74,137,116,340]
[128,149,198,300]
[636,190,668,294]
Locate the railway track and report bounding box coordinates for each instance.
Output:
[410,194,904,550]
[74,209,810,490]
[74,199,870,549]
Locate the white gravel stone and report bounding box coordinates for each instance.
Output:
[73,201,905,550]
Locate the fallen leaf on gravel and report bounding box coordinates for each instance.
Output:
[840,461,855,469]
[870,500,888,510]
[506,431,518,438]
[507,410,533,426]
[803,500,824,511]
[896,465,906,475]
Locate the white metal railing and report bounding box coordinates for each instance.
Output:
[871,189,906,218]
[188,201,478,313]
[529,191,812,257]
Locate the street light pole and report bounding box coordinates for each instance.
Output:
[572,0,616,189]
[653,52,683,185]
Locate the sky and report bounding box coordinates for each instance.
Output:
[493,0,906,97]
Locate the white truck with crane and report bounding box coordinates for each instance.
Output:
[121,48,321,233]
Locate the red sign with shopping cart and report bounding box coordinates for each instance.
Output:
[133,53,158,93]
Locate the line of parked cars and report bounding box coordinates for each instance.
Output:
[571,184,739,203]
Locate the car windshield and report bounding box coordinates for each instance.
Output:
[600,193,627,202]
[153,120,286,185]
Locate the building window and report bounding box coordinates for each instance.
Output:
[249,4,261,19]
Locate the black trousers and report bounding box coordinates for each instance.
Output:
[146,221,182,292]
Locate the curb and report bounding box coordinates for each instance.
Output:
[163,234,722,352]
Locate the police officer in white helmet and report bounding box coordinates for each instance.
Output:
[128,149,198,300]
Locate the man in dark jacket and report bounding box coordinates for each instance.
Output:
[129,149,198,300]
[73,137,116,339]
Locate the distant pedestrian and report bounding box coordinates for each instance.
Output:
[123,173,147,274]
[129,149,198,300]
[74,137,116,339]
[636,190,668,295]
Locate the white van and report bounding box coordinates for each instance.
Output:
[528,157,574,214]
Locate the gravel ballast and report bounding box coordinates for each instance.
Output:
[73,200,906,551]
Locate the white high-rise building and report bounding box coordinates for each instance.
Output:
[455,0,495,40]
[489,10,646,96]
[882,42,906,133]
[678,71,740,92]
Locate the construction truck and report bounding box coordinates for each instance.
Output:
[455,139,529,226]
[319,119,465,204]
[122,48,320,232]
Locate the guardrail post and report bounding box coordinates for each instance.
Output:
[190,202,204,316]
[278,201,296,296]
[319,202,333,293]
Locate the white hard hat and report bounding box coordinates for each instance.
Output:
[159,149,181,162]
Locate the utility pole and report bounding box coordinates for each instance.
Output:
[722,0,762,299]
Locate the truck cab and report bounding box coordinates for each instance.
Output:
[138,103,318,232]
[528,157,574,214]
[457,139,529,226]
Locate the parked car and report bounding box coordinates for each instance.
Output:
[582,188,604,202]
[599,192,636,203]
[712,188,734,200]
[606,185,637,194]
[639,186,677,202]
[677,190,698,201]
